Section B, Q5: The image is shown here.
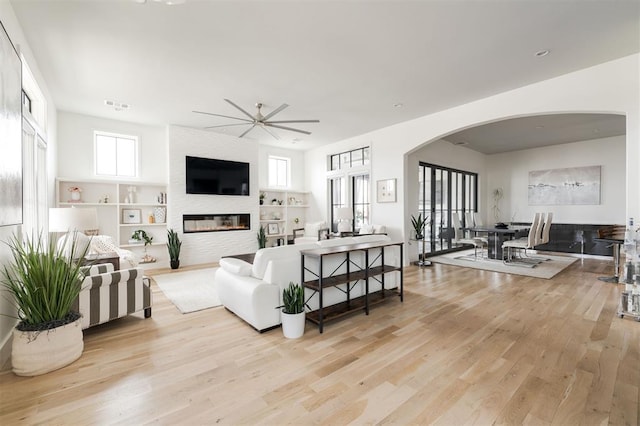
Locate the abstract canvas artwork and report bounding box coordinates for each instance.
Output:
[0,21,22,226]
[528,166,601,205]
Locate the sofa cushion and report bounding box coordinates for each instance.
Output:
[373,224,386,234]
[304,221,327,237]
[220,257,253,276]
[359,224,374,234]
[252,243,316,280]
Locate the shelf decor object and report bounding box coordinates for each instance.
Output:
[267,223,279,235]
[153,206,166,224]
[122,208,142,224]
[377,178,397,203]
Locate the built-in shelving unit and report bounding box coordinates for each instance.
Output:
[259,188,309,246]
[56,178,168,264]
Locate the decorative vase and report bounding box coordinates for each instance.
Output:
[281,311,305,339]
[154,207,166,224]
[11,318,84,376]
[70,191,81,202]
[170,260,180,270]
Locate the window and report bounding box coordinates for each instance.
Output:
[352,174,370,230]
[329,147,369,171]
[268,155,290,188]
[328,146,371,232]
[94,131,138,178]
[330,177,345,232]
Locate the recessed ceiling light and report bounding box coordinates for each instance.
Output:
[104,99,130,112]
[535,49,550,57]
[453,141,468,146]
[535,125,545,129]
[393,103,403,108]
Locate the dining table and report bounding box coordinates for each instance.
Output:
[465,225,530,260]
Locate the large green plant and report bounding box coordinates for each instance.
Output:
[1,232,89,331]
[281,282,304,314]
[167,228,182,262]
[257,226,267,249]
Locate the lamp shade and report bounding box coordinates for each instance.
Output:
[49,207,98,233]
[335,207,353,221]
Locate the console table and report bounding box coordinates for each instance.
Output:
[81,252,120,270]
[300,241,403,333]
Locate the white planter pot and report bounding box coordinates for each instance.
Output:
[281,311,305,339]
[12,318,84,376]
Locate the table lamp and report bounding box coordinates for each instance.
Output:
[336,207,353,234]
[49,207,98,257]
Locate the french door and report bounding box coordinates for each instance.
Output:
[418,162,478,255]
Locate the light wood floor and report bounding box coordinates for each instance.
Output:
[1,257,638,425]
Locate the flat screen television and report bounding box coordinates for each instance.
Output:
[185,156,249,196]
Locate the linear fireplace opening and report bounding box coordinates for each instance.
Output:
[183,214,250,234]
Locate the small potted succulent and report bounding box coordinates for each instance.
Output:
[257,226,267,249]
[411,214,427,240]
[167,228,182,269]
[279,282,305,339]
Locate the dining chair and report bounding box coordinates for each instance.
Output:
[452,212,487,259]
[502,212,543,265]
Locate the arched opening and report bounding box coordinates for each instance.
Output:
[405,112,626,260]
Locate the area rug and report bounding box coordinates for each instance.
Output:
[152,268,221,313]
[428,249,577,279]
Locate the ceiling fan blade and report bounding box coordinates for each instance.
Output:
[259,125,280,140]
[266,119,320,124]
[224,99,256,120]
[239,124,257,138]
[193,110,253,123]
[265,123,312,135]
[262,103,289,121]
[204,123,252,129]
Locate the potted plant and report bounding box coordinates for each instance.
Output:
[1,232,89,376]
[411,213,427,240]
[259,192,266,205]
[279,282,305,339]
[131,229,155,263]
[257,226,267,249]
[167,228,182,269]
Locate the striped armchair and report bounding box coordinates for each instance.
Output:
[73,263,152,329]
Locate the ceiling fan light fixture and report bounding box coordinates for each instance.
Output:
[194,99,319,140]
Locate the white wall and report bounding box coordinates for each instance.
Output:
[306,54,639,265]
[57,111,167,183]
[167,126,259,264]
[487,135,626,225]
[0,3,58,368]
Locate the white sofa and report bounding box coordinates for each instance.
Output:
[215,234,401,331]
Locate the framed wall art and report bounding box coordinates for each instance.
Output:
[377,178,397,203]
[122,208,142,224]
[267,223,279,235]
[528,165,601,205]
[0,21,23,227]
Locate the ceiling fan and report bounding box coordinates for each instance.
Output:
[193,99,319,140]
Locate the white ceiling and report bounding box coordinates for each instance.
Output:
[9,0,639,151]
